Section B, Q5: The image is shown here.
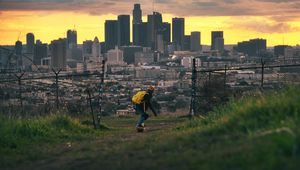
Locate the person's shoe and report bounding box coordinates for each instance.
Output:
[136,123,145,132]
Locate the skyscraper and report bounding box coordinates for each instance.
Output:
[172,18,185,50]
[34,40,47,65]
[183,35,191,51]
[26,33,35,54]
[15,40,23,68]
[133,4,142,45]
[162,22,171,44]
[105,20,118,51]
[118,15,130,47]
[190,32,201,52]
[83,40,93,55]
[147,12,163,49]
[67,29,77,48]
[50,38,67,69]
[92,37,101,59]
[237,38,267,56]
[211,31,223,51]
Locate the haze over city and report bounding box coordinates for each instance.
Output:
[1,0,300,46]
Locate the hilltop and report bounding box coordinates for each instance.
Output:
[1,87,300,170]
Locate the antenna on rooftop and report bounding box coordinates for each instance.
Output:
[17,31,21,41]
[152,0,155,13]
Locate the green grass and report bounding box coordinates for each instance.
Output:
[0,115,105,167]
[1,87,300,170]
[86,87,300,170]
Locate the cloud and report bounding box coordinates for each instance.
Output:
[0,0,299,22]
[230,18,300,33]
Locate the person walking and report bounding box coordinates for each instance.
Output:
[132,86,158,131]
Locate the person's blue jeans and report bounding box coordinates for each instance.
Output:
[135,104,149,126]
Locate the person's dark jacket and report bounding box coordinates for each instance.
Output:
[137,90,157,116]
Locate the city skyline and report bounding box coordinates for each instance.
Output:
[1,0,300,46]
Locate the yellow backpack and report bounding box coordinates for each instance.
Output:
[132,91,147,104]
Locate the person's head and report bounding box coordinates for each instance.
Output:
[147,86,155,94]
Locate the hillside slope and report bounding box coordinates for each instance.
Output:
[86,87,300,170]
[2,87,300,170]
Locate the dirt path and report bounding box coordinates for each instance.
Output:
[14,116,183,170]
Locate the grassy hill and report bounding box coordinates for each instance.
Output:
[1,87,300,170]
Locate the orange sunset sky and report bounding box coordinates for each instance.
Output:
[0,0,300,47]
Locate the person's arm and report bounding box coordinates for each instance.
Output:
[148,101,157,116]
[144,93,157,116]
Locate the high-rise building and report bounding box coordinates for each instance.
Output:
[157,34,164,53]
[15,40,23,68]
[237,38,267,57]
[50,38,67,69]
[183,35,191,51]
[137,22,148,47]
[83,40,93,55]
[26,33,35,54]
[162,22,171,44]
[120,46,143,64]
[15,40,22,56]
[211,31,223,50]
[133,4,142,45]
[107,46,124,65]
[118,15,130,47]
[215,37,224,52]
[190,32,201,52]
[92,37,101,59]
[147,12,163,49]
[67,29,77,48]
[34,40,47,65]
[274,45,291,57]
[105,20,118,51]
[172,18,185,50]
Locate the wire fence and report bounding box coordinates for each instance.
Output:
[0,71,105,119]
[190,59,300,115]
[1,59,300,119]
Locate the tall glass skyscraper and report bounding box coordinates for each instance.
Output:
[118,15,130,47]
[105,20,118,51]
[172,17,185,50]
[133,4,142,46]
[26,33,35,54]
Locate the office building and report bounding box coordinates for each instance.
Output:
[138,22,148,47]
[120,46,143,64]
[34,40,47,65]
[118,15,130,46]
[107,47,124,65]
[274,45,291,57]
[162,22,171,44]
[50,38,67,69]
[172,18,185,50]
[83,40,93,55]
[15,40,23,68]
[92,37,101,59]
[67,29,77,48]
[147,12,163,49]
[237,38,267,57]
[105,20,118,51]
[211,31,223,50]
[134,51,154,65]
[190,32,201,52]
[215,37,224,52]
[183,35,191,51]
[26,33,35,54]
[133,4,142,45]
